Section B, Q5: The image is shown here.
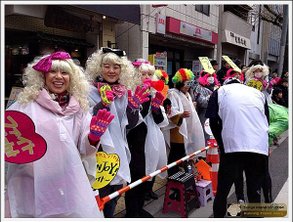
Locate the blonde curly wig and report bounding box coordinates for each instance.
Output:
[85,48,136,90]
[17,55,90,111]
[245,64,270,80]
[131,62,156,90]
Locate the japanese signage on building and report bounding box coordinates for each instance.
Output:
[224,30,251,49]
[165,17,218,44]
[180,21,212,42]
[156,13,166,34]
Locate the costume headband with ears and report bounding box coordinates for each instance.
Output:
[101,47,126,57]
[33,51,71,72]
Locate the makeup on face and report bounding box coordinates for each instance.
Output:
[45,69,70,94]
[101,63,121,83]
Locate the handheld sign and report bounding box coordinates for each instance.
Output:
[5,110,47,164]
[246,79,264,91]
[92,151,120,189]
[222,55,241,73]
[198,57,215,74]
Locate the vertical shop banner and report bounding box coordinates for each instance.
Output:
[198,57,215,74]
[222,55,241,73]
[192,60,202,74]
[5,111,47,164]
[149,52,168,71]
[156,13,166,34]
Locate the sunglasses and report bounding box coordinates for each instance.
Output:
[184,81,192,87]
[101,47,126,57]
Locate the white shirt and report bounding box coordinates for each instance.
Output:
[217,83,269,155]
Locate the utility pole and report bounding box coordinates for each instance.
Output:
[217,4,224,67]
[277,5,288,75]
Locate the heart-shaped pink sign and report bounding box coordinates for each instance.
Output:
[5,110,47,164]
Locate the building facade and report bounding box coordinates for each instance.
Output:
[261,5,283,73]
[116,4,219,79]
[4,4,139,105]
[219,5,253,67]
[4,3,289,105]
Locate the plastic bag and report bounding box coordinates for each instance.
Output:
[268,103,288,145]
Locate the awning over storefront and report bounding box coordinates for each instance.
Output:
[75,5,140,25]
[36,32,95,48]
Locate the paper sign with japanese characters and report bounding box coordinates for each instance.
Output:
[222,55,242,73]
[5,110,47,164]
[92,151,120,189]
[198,57,215,74]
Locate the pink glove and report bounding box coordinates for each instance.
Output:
[143,78,152,88]
[99,85,115,106]
[88,109,115,145]
[127,85,150,110]
[151,91,164,112]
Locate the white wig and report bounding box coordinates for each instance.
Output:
[17,55,90,111]
[85,48,135,90]
[245,64,270,81]
[131,62,156,91]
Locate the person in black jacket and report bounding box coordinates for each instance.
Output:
[125,59,167,218]
[216,60,230,85]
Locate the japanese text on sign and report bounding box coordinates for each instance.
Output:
[92,152,120,189]
[222,55,242,73]
[246,79,263,91]
[5,110,47,164]
[198,57,215,74]
[5,115,35,157]
[230,32,247,46]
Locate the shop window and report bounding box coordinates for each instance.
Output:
[195,5,210,16]
[224,5,251,21]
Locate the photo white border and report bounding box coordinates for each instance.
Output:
[1,1,292,222]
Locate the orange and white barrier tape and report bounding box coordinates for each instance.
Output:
[95,146,211,210]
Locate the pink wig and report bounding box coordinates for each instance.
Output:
[198,70,220,86]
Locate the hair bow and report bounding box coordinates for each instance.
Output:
[132,58,150,67]
[101,47,126,57]
[32,51,71,72]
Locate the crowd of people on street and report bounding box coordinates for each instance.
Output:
[4,47,289,218]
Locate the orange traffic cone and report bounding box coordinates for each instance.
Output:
[206,138,219,164]
[210,163,219,196]
[206,138,220,196]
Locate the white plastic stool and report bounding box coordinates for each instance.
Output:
[195,179,213,207]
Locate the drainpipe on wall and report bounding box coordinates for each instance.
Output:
[278,5,288,75]
[217,5,224,67]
